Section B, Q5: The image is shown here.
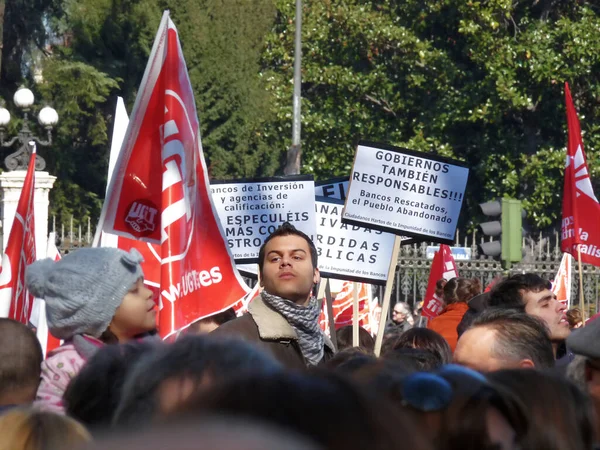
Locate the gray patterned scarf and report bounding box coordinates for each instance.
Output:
[261,292,324,366]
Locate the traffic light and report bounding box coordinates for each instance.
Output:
[478,198,524,268]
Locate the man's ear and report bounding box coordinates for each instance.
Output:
[313,268,320,285]
[518,359,535,369]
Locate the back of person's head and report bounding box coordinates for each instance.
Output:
[64,341,156,432]
[325,347,376,371]
[84,417,319,450]
[0,409,90,450]
[174,372,431,450]
[257,222,318,274]
[488,369,595,450]
[113,335,282,427]
[186,308,237,334]
[457,308,554,370]
[335,326,375,352]
[488,273,550,309]
[396,366,528,450]
[0,319,43,406]
[391,328,452,365]
[384,348,444,371]
[443,278,481,304]
[566,308,583,329]
[435,279,447,297]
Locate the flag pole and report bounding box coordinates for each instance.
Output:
[325,279,337,351]
[577,245,586,325]
[374,236,402,356]
[352,281,359,347]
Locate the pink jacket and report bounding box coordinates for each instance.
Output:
[35,336,103,414]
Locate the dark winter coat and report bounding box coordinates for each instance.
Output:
[211,294,335,370]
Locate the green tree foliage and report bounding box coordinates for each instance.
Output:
[262,0,600,231]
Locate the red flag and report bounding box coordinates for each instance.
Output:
[29,232,62,356]
[318,282,373,333]
[96,12,249,338]
[0,146,37,323]
[552,253,573,308]
[421,245,458,319]
[562,83,600,267]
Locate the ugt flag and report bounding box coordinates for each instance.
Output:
[96,12,249,338]
[0,145,37,323]
[561,83,600,267]
[421,245,458,319]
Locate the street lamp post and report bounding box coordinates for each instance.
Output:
[0,87,59,171]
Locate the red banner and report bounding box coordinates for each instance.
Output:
[561,83,600,267]
[0,147,37,323]
[319,282,376,335]
[96,12,249,337]
[421,245,458,319]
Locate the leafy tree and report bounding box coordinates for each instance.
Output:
[262,0,600,232]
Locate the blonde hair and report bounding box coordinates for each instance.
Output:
[0,409,91,450]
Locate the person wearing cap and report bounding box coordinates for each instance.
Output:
[25,247,156,413]
[566,321,600,441]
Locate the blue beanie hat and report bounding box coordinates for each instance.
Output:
[25,247,144,340]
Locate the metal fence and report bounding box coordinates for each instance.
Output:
[383,230,600,316]
[55,218,600,315]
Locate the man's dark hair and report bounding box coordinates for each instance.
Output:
[113,335,282,428]
[258,222,317,275]
[488,274,551,309]
[64,341,156,432]
[470,308,555,369]
[389,327,452,366]
[335,326,375,352]
[0,318,43,404]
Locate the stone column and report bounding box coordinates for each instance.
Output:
[0,171,57,258]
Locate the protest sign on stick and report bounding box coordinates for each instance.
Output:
[342,142,469,244]
[352,281,359,347]
[211,176,316,263]
[315,196,394,284]
[374,236,402,356]
[552,253,572,309]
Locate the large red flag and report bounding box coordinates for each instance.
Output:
[96,12,249,337]
[0,146,37,323]
[421,245,458,319]
[562,83,600,267]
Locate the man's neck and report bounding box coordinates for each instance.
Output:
[263,291,312,307]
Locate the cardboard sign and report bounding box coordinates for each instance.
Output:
[211,176,316,263]
[343,142,469,244]
[316,197,394,284]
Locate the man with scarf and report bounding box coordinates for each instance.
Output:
[213,222,335,368]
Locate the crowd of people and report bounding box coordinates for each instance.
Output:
[0,222,598,449]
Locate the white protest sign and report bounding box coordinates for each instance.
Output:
[316,197,394,284]
[211,176,316,262]
[317,177,415,244]
[343,142,469,244]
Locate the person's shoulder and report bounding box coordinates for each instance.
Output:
[210,313,258,339]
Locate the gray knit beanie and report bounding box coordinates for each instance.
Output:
[25,247,144,340]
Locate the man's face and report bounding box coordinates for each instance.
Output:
[522,288,570,341]
[454,327,518,372]
[392,306,406,324]
[260,234,319,304]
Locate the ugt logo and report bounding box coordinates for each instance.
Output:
[125,200,159,237]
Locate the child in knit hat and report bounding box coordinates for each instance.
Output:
[25,247,157,414]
